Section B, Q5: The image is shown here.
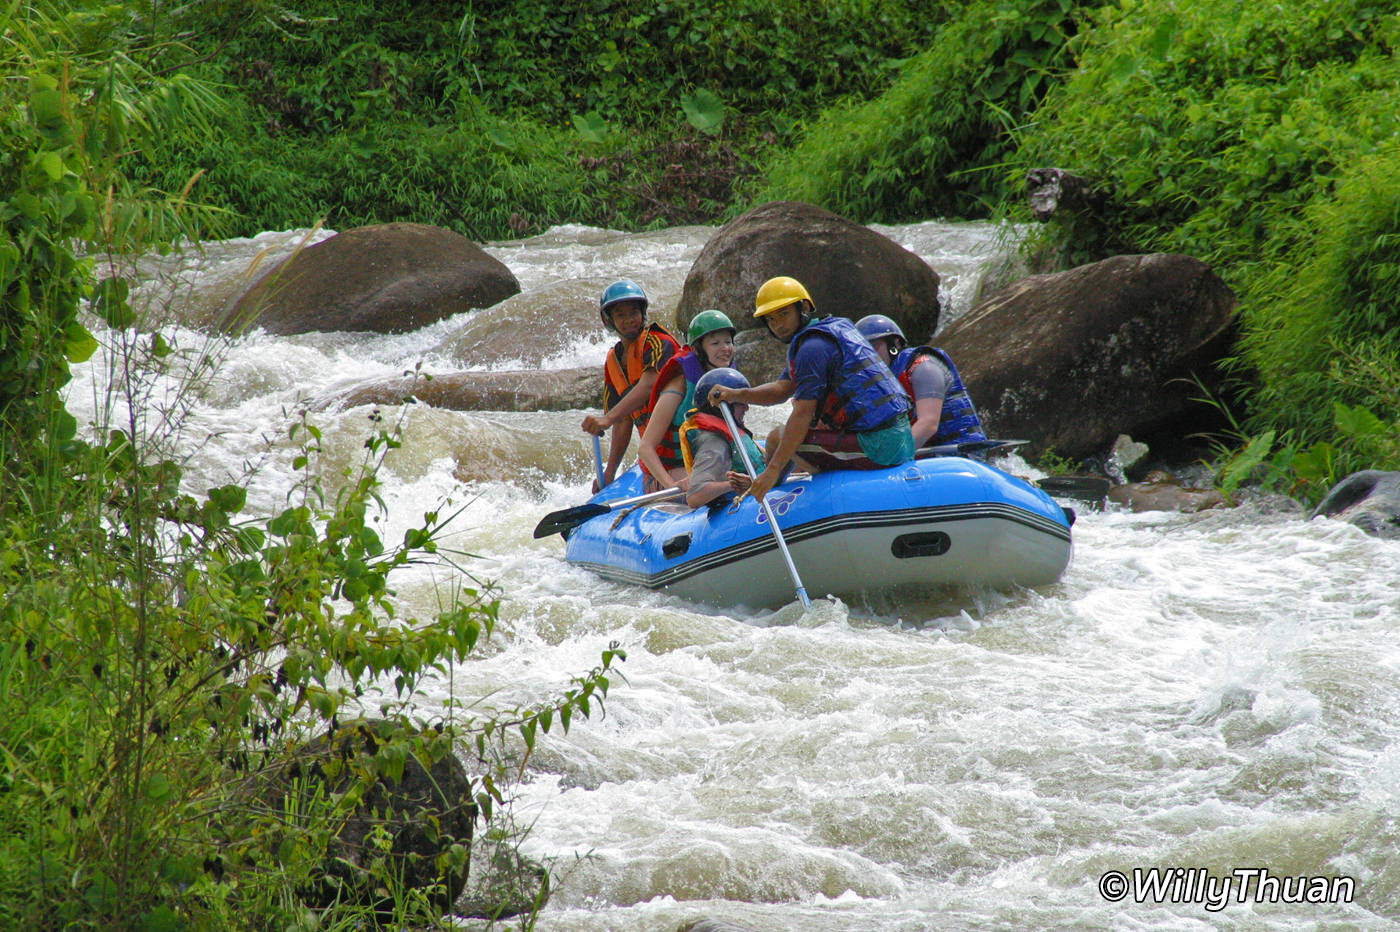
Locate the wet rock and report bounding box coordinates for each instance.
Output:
[272,719,476,917]
[1311,470,1400,538]
[1107,470,1226,513]
[222,222,519,334]
[1026,168,1104,222]
[678,920,765,932]
[939,253,1237,461]
[677,200,941,347]
[1109,434,1151,479]
[330,366,599,413]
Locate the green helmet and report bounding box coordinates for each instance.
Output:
[687,309,736,346]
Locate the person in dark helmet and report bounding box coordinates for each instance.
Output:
[580,279,680,490]
[707,276,914,503]
[855,313,987,450]
[678,367,761,509]
[637,309,738,492]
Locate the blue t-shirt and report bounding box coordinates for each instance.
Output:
[782,331,845,403]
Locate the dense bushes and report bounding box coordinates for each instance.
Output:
[998,0,1400,489]
[1,5,625,929]
[116,0,963,239]
[754,0,1095,221]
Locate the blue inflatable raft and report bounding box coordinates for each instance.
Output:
[557,457,1074,609]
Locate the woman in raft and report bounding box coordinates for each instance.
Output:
[636,309,737,492]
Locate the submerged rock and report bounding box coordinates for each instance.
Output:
[1107,470,1226,513]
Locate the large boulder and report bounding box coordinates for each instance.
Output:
[331,366,600,413]
[222,222,519,334]
[275,720,477,918]
[939,253,1236,461]
[1312,470,1400,538]
[677,201,941,342]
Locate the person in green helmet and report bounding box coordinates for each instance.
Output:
[637,309,738,492]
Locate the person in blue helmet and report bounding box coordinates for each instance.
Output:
[855,313,988,449]
[706,276,914,503]
[678,367,761,509]
[581,279,681,491]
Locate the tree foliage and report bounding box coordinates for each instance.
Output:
[1,4,626,929]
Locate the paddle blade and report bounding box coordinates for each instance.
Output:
[1035,475,1112,501]
[532,502,607,538]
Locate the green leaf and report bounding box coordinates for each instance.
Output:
[1221,431,1274,494]
[144,773,172,803]
[208,484,247,513]
[93,277,135,330]
[139,905,183,932]
[54,409,78,442]
[64,321,97,363]
[680,88,725,136]
[1147,14,1179,60]
[486,124,516,150]
[150,332,173,358]
[1334,402,1385,439]
[571,111,607,143]
[1108,53,1138,82]
[38,151,64,181]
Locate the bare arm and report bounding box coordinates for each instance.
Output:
[582,369,663,436]
[911,396,944,447]
[746,398,816,502]
[709,377,794,408]
[638,377,686,488]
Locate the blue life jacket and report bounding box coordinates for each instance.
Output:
[892,346,987,445]
[787,316,910,432]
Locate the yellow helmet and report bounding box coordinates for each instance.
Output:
[754,276,814,319]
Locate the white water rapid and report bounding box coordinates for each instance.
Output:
[66,222,1400,931]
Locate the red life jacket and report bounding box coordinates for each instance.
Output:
[679,411,765,475]
[646,348,706,469]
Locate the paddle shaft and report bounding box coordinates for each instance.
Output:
[915,437,1028,458]
[719,402,812,610]
[591,433,605,489]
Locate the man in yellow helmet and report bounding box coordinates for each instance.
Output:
[706,276,914,503]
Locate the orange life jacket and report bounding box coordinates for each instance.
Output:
[603,322,681,426]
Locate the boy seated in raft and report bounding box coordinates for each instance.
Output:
[677,368,762,509]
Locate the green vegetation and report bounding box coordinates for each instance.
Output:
[126,0,959,237]
[2,4,622,929]
[1000,0,1400,499]
[754,0,1096,220]
[5,0,1400,920]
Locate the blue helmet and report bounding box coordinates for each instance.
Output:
[600,279,648,331]
[693,366,750,414]
[855,314,906,348]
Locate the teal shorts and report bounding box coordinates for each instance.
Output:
[857,414,916,466]
[797,414,915,470]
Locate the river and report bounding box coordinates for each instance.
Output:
[67,222,1400,931]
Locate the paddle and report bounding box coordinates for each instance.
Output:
[915,437,1029,459]
[533,486,687,539]
[591,433,605,489]
[1035,474,1112,499]
[720,401,812,610]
